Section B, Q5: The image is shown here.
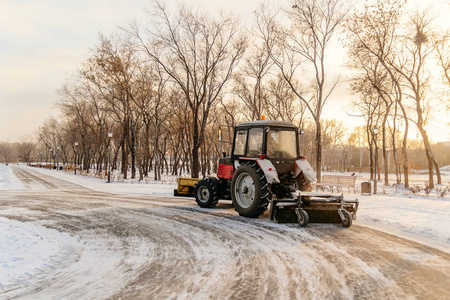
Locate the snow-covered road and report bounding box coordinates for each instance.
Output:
[1,166,449,299]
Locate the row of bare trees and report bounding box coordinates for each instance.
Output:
[33,0,351,181]
[0,140,35,165]
[9,117,448,179]
[343,0,450,188]
[2,0,447,186]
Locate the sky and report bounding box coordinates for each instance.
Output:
[0,0,449,143]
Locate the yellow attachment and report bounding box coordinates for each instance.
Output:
[175,177,200,196]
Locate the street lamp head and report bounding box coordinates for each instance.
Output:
[108,132,113,138]
[75,142,78,146]
[373,127,379,135]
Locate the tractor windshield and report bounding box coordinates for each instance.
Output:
[266,129,297,159]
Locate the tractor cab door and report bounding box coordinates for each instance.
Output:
[231,127,264,160]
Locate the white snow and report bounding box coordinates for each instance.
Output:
[0,216,80,292]
[0,165,23,191]
[32,165,450,252]
[26,166,178,197]
[0,164,449,294]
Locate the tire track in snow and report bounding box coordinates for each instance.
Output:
[1,167,449,299]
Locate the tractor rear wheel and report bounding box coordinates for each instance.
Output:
[194,177,219,208]
[231,163,269,218]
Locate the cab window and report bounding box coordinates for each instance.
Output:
[233,130,247,156]
[247,128,263,157]
[267,129,297,159]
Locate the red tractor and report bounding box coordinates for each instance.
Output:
[192,120,358,227]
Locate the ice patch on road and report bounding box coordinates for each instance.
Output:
[0,165,23,191]
[0,217,80,292]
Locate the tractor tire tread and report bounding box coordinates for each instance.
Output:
[195,177,219,208]
[233,162,269,218]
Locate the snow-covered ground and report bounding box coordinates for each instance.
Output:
[0,165,23,191]
[27,165,450,251]
[0,217,79,291]
[0,164,449,295]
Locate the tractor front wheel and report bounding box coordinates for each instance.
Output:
[231,163,269,218]
[194,177,219,208]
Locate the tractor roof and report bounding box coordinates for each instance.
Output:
[236,120,297,129]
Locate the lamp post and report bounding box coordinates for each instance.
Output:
[74,142,78,175]
[107,132,112,183]
[373,127,379,194]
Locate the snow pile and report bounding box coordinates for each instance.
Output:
[0,217,79,292]
[0,165,23,191]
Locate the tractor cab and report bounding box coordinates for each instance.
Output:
[218,120,302,181]
[188,119,358,228]
[231,120,300,175]
[216,120,315,202]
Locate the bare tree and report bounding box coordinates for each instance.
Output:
[265,73,303,123]
[130,2,246,178]
[391,9,442,187]
[433,29,450,88]
[0,143,13,164]
[257,0,348,181]
[233,36,273,120]
[343,0,411,187]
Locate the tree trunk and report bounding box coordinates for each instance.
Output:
[382,117,389,185]
[315,119,322,182]
[191,109,200,179]
[398,101,409,187]
[392,105,400,184]
[417,126,441,188]
[130,120,136,179]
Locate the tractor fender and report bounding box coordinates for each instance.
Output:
[295,158,317,183]
[239,158,280,184]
